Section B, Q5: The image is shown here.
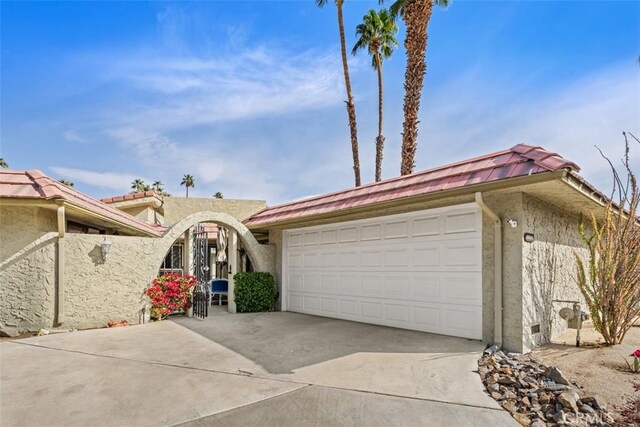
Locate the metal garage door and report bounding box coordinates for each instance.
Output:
[282,203,482,339]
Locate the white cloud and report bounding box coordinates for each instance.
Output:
[50,166,147,191]
[413,64,640,192]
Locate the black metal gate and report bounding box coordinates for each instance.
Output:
[191,224,210,319]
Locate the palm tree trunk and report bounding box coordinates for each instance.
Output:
[336,0,361,187]
[400,0,433,176]
[375,52,384,182]
[186,187,189,198]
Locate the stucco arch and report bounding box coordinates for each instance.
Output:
[156,211,274,274]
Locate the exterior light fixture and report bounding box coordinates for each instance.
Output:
[523,233,535,243]
[506,218,518,228]
[101,237,113,261]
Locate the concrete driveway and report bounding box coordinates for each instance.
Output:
[1,310,515,426]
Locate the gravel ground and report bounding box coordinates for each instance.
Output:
[531,322,640,411]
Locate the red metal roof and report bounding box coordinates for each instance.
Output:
[100,191,163,204]
[0,170,165,236]
[245,144,580,227]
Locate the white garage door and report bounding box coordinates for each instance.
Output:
[282,203,482,339]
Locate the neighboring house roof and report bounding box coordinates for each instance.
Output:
[0,170,165,236]
[100,191,163,205]
[245,144,582,228]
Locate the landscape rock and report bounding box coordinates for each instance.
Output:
[581,395,607,411]
[580,404,595,414]
[0,327,20,338]
[512,413,531,426]
[530,418,546,427]
[477,351,612,427]
[544,366,571,386]
[557,391,580,413]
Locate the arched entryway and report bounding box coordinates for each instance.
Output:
[154,211,275,314]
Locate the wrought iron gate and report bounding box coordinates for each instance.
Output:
[191,224,210,319]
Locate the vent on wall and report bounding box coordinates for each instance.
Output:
[531,324,541,334]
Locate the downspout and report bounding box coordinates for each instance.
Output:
[475,192,503,348]
[56,201,66,326]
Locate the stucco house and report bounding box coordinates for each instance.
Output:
[0,144,608,353]
[244,144,607,353]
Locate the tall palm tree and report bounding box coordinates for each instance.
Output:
[316,0,361,187]
[352,9,398,182]
[388,0,450,175]
[152,180,163,192]
[181,174,195,197]
[131,178,147,193]
[58,179,74,187]
[213,192,223,199]
[0,158,8,168]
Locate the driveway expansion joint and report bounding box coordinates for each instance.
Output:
[9,341,504,413]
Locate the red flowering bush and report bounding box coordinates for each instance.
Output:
[615,382,640,426]
[145,273,196,320]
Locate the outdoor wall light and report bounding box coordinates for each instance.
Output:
[523,233,535,243]
[101,237,113,261]
[506,218,518,228]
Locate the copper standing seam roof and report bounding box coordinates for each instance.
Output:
[100,191,164,204]
[0,170,165,236]
[244,144,581,227]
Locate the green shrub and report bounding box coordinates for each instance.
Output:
[234,272,278,313]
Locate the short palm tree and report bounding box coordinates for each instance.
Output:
[58,179,74,187]
[316,0,361,187]
[0,158,7,168]
[213,192,223,199]
[387,0,450,175]
[181,174,195,197]
[353,9,398,182]
[131,178,147,193]
[152,180,163,192]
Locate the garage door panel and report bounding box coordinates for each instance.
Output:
[444,211,480,234]
[384,220,410,239]
[283,204,482,340]
[384,248,410,267]
[361,224,382,241]
[321,297,338,313]
[412,216,440,237]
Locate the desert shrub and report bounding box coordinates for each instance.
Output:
[145,273,196,320]
[575,132,640,345]
[234,272,278,313]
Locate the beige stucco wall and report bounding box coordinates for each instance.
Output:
[1,201,275,332]
[521,194,587,352]
[63,233,158,328]
[0,206,57,331]
[61,211,275,330]
[480,192,526,351]
[162,197,266,225]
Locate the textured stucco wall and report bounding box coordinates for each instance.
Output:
[521,194,587,352]
[0,206,57,331]
[63,234,158,328]
[163,198,266,225]
[480,192,526,351]
[61,211,275,330]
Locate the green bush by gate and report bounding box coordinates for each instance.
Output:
[234,272,278,313]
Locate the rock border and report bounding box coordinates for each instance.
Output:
[479,346,614,426]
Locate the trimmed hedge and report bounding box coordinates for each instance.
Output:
[234,272,278,313]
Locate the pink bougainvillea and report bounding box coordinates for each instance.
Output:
[145,273,196,320]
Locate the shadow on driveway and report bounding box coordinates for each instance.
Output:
[170,311,482,374]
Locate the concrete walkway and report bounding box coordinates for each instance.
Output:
[0,312,516,426]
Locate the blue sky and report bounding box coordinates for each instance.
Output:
[1,1,639,203]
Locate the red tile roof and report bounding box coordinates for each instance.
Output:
[100,191,163,204]
[245,144,580,227]
[0,170,165,236]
